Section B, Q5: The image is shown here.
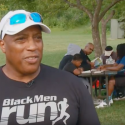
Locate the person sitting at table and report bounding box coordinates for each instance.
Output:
[59,43,94,70]
[96,43,125,108]
[100,45,117,64]
[63,54,91,94]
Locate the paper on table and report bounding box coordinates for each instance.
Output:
[94,71,104,74]
[81,70,91,73]
[81,69,104,74]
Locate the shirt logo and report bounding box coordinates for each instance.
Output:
[0,95,70,125]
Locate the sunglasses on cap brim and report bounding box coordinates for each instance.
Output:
[10,12,43,25]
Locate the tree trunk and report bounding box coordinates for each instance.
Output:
[101,19,107,52]
[92,24,102,57]
[101,10,115,52]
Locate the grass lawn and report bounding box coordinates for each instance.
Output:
[0,27,125,125]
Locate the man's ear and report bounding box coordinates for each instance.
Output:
[0,39,6,53]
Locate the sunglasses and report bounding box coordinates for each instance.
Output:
[10,12,43,25]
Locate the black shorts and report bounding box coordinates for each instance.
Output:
[115,75,125,87]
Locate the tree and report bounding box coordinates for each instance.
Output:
[0,0,37,17]
[1,0,124,56]
[101,10,115,52]
[63,0,124,57]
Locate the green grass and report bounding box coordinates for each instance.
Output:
[0,27,125,125]
[97,100,125,125]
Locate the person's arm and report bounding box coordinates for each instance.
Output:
[104,63,118,67]
[106,64,124,71]
[98,63,118,70]
[100,53,106,64]
[73,68,82,75]
[105,57,125,71]
[87,60,95,69]
[78,67,83,72]
[74,78,100,125]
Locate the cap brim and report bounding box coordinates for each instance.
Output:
[104,50,113,56]
[4,20,51,36]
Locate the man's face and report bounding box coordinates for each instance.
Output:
[85,44,94,55]
[0,25,43,75]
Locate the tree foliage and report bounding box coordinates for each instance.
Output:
[60,0,125,56]
[0,0,125,56]
[0,0,125,28]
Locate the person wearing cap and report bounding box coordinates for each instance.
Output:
[96,43,125,108]
[100,46,117,64]
[59,43,94,70]
[0,10,100,125]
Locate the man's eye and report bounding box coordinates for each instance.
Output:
[35,36,42,39]
[17,37,25,40]
[37,37,42,39]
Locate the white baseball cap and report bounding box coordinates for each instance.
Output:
[104,46,113,56]
[104,50,113,56]
[0,10,51,39]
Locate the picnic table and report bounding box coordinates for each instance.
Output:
[79,70,117,106]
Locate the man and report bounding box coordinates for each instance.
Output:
[0,10,100,125]
[63,54,91,94]
[100,46,117,64]
[59,43,94,70]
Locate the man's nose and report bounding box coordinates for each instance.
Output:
[27,38,37,51]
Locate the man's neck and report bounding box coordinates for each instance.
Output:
[83,49,86,55]
[2,65,40,83]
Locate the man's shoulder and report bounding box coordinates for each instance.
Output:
[80,50,90,61]
[111,51,117,57]
[80,49,85,56]
[0,66,3,75]
[63,62,76,71]
[64,62,74,67]
[41,63,73,76]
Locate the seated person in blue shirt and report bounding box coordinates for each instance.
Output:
[97,43,125,107]
[63,54,91,94]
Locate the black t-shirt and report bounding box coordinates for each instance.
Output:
[59,55,73,70]
[0,64,100,125]
[59,50,91,71]
[63,62,76,74]
[80,50,91,70]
